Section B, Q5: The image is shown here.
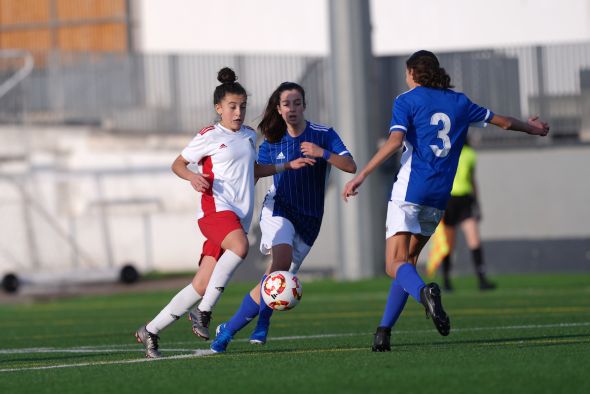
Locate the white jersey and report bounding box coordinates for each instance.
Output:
[181,123,257,231]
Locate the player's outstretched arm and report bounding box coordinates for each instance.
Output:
[341,131,404,202]
[254,157,316,178]
[331,154,357,173]
[300,142,357,173]
[489,114,550,136]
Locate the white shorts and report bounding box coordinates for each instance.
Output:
[385,200,443,238]
[259,203,312,274]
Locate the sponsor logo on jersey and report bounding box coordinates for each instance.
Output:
[215,286,225,293]
[219,143,227,149]
[276,152,286,160]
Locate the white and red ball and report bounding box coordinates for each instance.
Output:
[261,271,302,311]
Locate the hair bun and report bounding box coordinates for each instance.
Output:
[217,67,237,84]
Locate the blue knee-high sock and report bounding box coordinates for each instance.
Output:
[256,274,273,329]
[379,279,409,328]
[225,293,260,335]
[395,263,426,302]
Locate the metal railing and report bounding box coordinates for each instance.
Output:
[2,42,590,145]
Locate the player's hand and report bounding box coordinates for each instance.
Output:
[189,173,210,192]
[342,174,365,202]
[300,142,324,158]
[289,157,316,169]
[527,116,550,136]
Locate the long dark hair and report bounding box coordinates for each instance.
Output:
[213,67,247,105]
[406,50,454,89]
[258,82,306,143]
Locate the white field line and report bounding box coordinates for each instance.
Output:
[1,321,589,373]
[0,351,215,373]
[264,321,590,341]
[0,347,199,355]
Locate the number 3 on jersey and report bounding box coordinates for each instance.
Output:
[430,112,451,157]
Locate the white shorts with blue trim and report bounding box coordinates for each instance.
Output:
[259,200,312,274]
[385,200,443,238]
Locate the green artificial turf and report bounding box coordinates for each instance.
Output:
[0,273,588,393]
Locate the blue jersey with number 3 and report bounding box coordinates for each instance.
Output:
[389,86,493,209]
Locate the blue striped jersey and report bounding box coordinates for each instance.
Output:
[258,121,352,245]
[389,86,493,210]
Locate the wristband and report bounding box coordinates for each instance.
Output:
[275,163,286,173]
[322,149,331,160]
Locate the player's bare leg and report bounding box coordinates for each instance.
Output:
[388,233,450,337]
[195,229,248,340]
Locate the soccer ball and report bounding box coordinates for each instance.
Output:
[261,271,302,311]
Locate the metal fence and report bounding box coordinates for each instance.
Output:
[2,42,590,147]
[0,52,326,133]
[375,44,590,146]
[2,43,590,287]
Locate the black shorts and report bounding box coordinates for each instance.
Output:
[443,195,479,226]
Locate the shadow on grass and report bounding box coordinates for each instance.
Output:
[395,333,590,350]
[213,332,590,356]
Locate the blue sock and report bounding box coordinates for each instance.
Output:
[395,263,426,302]
[225,293,260,334]
[379,279,409,328]
[256,275,274,329]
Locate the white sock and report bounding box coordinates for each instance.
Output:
[198,250,243,312]
[146,284,202,334]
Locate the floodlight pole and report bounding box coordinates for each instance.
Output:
[329,0,382,280]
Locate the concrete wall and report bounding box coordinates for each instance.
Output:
[1,126,588,282]
[0,126,204,280]
[478,146,590,239]
[441,145,590,276]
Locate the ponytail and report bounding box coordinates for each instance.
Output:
[406,50,454,89]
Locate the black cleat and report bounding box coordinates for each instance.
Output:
[420,283,451,336]
[372,326,392,352]
[443,280,454,292]
[188,308,212,340]
[479,279,497,291]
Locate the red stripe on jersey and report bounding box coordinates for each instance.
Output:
[200,156,216,215]
[198,125,215,135]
